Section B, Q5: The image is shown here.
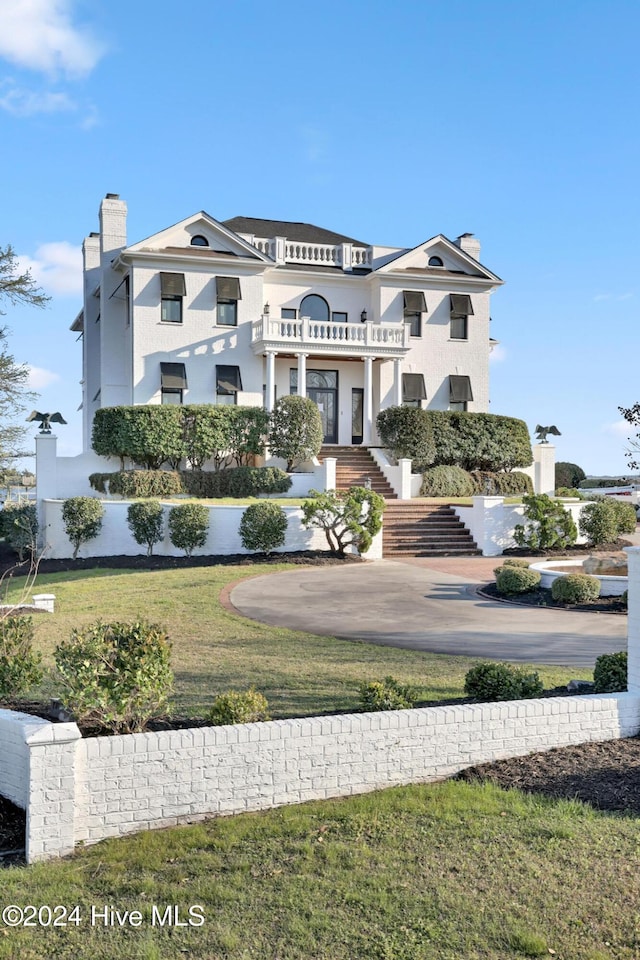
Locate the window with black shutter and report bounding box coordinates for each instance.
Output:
[403,291,427,337]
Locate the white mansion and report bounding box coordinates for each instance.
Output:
[72,194,503,452]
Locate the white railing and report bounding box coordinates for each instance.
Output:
[251,237,372,270]
[252,316,410,349]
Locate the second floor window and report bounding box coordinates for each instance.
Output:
[160,362,187,404]
[403,291,427,337]
[450,294,473,340]
[160,272,186,323]
[216,277,242,326]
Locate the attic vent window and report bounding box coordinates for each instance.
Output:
[428,256,444,267]
[191,235,209,247]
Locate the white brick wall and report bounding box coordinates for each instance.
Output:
[2,693,638,861]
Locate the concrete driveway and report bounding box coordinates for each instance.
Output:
[230,559,627,667]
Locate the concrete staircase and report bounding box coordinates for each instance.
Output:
[382,502,481,557]
[319,446,397,500]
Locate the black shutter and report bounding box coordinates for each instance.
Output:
[216,277,242,300]
[160,362,188,389]
[160,272,186,297]
[402,373,427,401]
[449,375,473,402]
[403,291,427,312]
[216,365,243,394]
[450,294,474,316]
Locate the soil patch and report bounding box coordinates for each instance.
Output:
[457,736,640,813]
[479,581,628,614]
[503,538,632,558]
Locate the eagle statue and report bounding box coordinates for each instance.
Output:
[534,424,561,443]
[26,411,67,434]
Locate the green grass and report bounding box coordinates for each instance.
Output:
[1,780,639,958]
[2,564,586,717]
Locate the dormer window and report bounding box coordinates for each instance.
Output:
[428,255,444,267]
[191,235,209,247]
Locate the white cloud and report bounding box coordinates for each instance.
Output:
[18,241,82,296]
[0,0,104,77]
[27,365,60,390]
[489,343,507,363]
[604,419,632,437]
[594,292,634,302]
[0,81,76,116]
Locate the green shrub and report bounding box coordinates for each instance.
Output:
[181,469,231,498]
[0,617,43,698]
[494,565,541,595]
[579,498,636,547]
[182,405,234,471]
[269,395,323,471]
[239,502,288,553]
[302,487,385,556]
[621,589,628,608]
[226,407,270,466]
[376,406,436,471]
[420,465,475,497]
[555,461,586,489]
[551,574,600,603]
[464,662,544,701]
[61,496,104,559]
[470,470,533,496]
[513,494,577,550]
[593,651,627,693]
[0,502,38,560]
[227,466,292,498]
[92,405,186,469]
[425,411,533,471]
[207,688,270,725]
[168,503,209,556]
[55,619,173,733]
[108,470,184,498]
[359,676,418,711]
[501,558,531,568]
[127,500,165,556]
[88,472,111,494]
[555,487,584,499]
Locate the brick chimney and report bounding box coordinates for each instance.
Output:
[99,193,127,255]
[454,233,480,262]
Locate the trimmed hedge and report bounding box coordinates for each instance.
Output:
[551,573,600,603]
[269,395,323,471]
[420,465,475,497]
[90,467,291,499]
[494,565,541,595]
[376,406,436,472]
[470,470,533,496]
[464,662,544,701]
[425,410,533,471]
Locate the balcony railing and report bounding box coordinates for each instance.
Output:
[251,315,410,354]
[250,237,372,271]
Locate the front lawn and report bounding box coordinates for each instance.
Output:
[1,779,639,958]
[2,564,587,717]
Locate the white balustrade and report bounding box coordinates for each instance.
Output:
[252,238,372,270]
[252,315,410,350]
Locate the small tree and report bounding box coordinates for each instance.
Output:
[62,496,104,559]
[513,494,577,550]
[0,616,43,698]
[54,619,173,733]
[168,503,209,557]
[269,395,323,471]
[301,487,385,556]
[239,502,288,554]
[555,461,586,489]
[127,500,165,556]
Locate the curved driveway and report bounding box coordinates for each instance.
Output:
[230,559,627,667]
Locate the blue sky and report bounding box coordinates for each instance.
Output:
[0,0,638,475]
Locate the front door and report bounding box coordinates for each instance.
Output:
[308,387,337,443]
[352,388,363,445]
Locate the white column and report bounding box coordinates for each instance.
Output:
[393,358,403,407]
[625,546,640,692]
[35,432,58,548]
[297,353,308,398]
[266,352,276,412]
[363,356,374,446]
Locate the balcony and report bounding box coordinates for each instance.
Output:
[250,237,372,271]
[251,315,410,358]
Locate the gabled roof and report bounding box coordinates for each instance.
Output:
[223,216,368,247]
[125,211,272,262]
[375,234,502,283]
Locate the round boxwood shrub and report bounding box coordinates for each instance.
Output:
[359,676,418,712]
[464,662,544,701]
[62,496,104,559]
[420,465,475,497]
[127,500,165,556]
[240,502,288,553]
[593,651,627,693]
[501,558,531,569]
[207,688,270,725]
[551,573,600,604]
[168,503,209,557]
[494,565,541,595]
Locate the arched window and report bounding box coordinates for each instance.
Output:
[428,255,443,267]
[191,235,209,247]
[300,294,330,321]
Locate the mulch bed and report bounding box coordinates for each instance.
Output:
[502,538,632,558]
[478,581,628,614]
[457,736,640,813]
